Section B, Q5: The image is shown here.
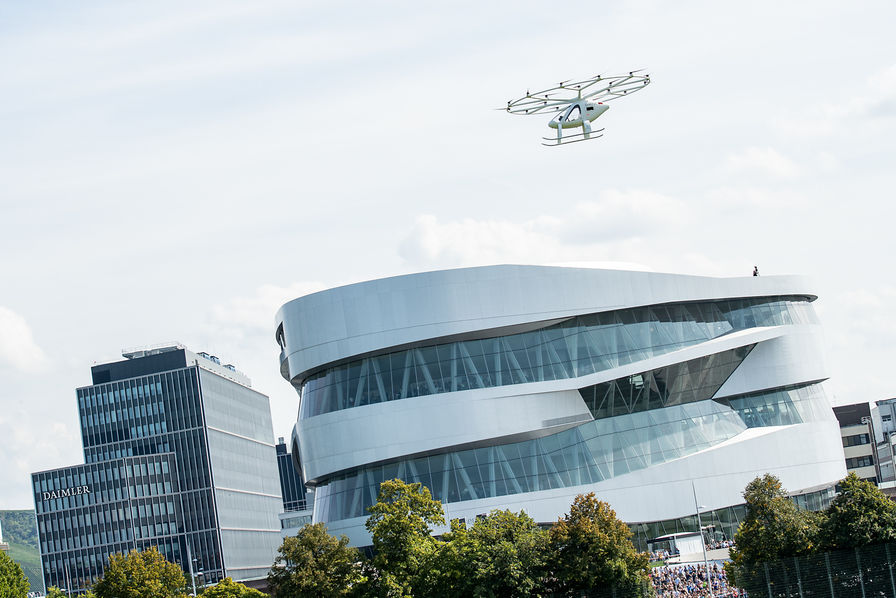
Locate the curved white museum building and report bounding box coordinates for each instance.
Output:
[275,265,846,547]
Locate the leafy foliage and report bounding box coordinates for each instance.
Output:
[267,523,362,598]
[363,479,445,597]
[817,472,896,550]
[271,482,647,597]
[546,492,649,597]
[200,577,266,598]
[727,473,819,575]
[423,510,549,598]
[92,547,189,598]
[0,550,29,598]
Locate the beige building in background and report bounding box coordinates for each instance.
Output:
[833,403,879,484]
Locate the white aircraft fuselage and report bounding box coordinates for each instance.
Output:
[548,101,610,130]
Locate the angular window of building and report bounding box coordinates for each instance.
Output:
[32,345,282,593]
[276,265,846,548]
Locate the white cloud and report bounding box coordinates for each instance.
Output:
[0,307,47,372]
[0,410,80,507]
[704,186,809,209]
[827,288,896,347]
[777,64,896,137]
[399,214,559,267]
[537,190,686,243]
[399,189,685,268]
[852,64,896,119]
[725,147,801,179]
[210,282,327,333]
[821,287,896,405]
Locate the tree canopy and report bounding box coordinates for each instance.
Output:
[725,472,896,590]
[267,522,362,598]
[92,547,189,598]
[363,479,445,597]
[0,550,29,598]
[200,577,266,598]
[727,473,819,572]
[818,472,896,550]
[547,492,649,597]
[423,510,549,598]
[272,481,651,597]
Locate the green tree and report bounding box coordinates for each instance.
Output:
[92,547,189,598]
[267,523,362,598]
[423,510,549,598]
[818,472,896,550]
[546,493,649,597]
[725,474,819,591]
[0,550,29,598]
[363,479,445,598]
[728,474,818,568]
[200,577,266,598]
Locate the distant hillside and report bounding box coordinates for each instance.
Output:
[1,510,43,594]
[1,510,38,549]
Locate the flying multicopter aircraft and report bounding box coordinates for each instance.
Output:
[504,71,650,146]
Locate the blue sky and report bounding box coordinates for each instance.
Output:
[2,0,895,508]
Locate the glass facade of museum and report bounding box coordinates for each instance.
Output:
[629,485,837,551]
[313,378,835,522]
[299,296,817,418]
[302,293,836,525]
[32,348,282,594]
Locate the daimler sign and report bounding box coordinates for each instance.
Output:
[42,485,91,501]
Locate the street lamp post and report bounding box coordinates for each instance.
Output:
[692,480,715,598]
[185,541,197,597]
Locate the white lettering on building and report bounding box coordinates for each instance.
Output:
[41,485,91,501]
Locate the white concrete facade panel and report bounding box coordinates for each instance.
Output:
[296,388,592,484]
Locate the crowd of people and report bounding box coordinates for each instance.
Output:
[706,538,734,550]
[648,538,735,563]
[648,548,677,562]
[650,563,745,598]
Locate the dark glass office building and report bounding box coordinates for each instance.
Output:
[275,437,313,536]
[275,437,307,512]
[32,345,282,593]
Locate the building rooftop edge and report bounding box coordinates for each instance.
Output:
[87,344,253,389]
[275,263,815,316]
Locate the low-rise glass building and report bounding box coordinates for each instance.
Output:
[32,345,282,593]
